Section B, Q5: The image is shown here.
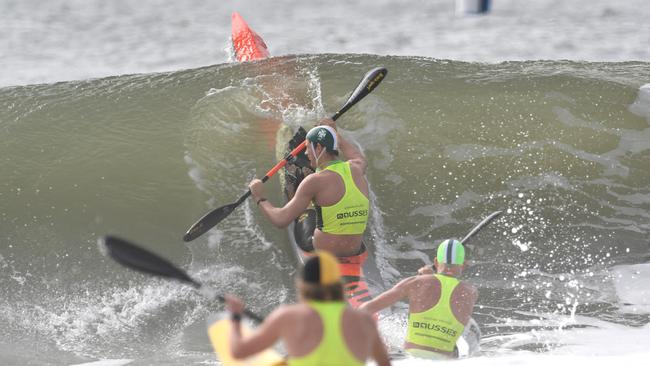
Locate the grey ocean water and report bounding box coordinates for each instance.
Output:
[1,1,650,366]
[2,0,650,87]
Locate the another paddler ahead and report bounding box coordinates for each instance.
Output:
[225,251,391,365]
[249,117,369,257]
[360,239,478,359]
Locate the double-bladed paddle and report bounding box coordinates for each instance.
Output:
[182,66,388,242]
[99,235,264,323]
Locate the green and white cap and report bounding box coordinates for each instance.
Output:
[306,126,338,152]
[436,239,465,265]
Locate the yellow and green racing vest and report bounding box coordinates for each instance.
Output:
[314,161,369,235]
[406,274,465,354]
[288,301,364,366]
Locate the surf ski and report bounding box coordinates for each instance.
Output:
[231,12,270,62]
[208,312,286,366]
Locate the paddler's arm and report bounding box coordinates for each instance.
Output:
[319,118,368,174]
[225,295,285,359]
[368,317,392,366]
[249,174,318,228]
[359,276,415,314]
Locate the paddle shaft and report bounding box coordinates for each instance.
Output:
[460,210,502,245]
[216,295,264,323]
[181,281,263,322]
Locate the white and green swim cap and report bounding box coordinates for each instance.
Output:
[306,126,338,153]
[436,239,465,265]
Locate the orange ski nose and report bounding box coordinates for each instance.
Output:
[231,12,247,34]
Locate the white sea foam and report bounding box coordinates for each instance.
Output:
[611,263,650,314]
[69,359,133,366]
[629,84,650,122]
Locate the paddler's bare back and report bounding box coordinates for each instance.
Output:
[280,303,377,360]
[313,230,363,256]
[404,275,477,325]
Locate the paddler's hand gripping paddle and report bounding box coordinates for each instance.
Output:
[99,235,265,323]
[182,67,388,242]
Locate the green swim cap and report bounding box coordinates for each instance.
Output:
[306,126,338,152]
[436,239,465,265]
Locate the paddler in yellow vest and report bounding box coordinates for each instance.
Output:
[224,251,391,365]
[360,239,478,359]
[248,118,370,257]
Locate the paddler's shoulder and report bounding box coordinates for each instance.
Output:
[263,303,313,326]
[297,169,327,190]
[405,273,458,291]
[256,304,315,336]
[456,280,478,299]
[403,273,433,286]
[347,156,368,175]
[387,274,429,295]
[271,302,316,318]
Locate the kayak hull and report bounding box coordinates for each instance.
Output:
[208,312,286,366]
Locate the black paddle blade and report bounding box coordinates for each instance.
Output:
[460,211,503,245]
[332,67,388,120]
[183,202,238,242]
[100,235,200,287]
